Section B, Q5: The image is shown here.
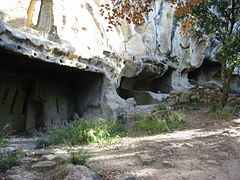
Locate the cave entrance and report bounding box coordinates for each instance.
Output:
[117,69,173,105]
[0,48,103,133]
[188,60,221,85]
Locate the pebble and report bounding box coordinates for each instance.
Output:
[161,147,173,155]
[137,152,155,165]
[216,152,229,160]
[183,143,194,148]
[162,160,175,168]
[206,160,220,165]
[199,154,210,160]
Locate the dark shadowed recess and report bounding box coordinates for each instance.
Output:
[117,68,174,105]
[188,60,221,85]
[0,48,103,133]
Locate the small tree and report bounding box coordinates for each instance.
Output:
[174,0,240,106]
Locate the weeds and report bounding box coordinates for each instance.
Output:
[36,108,186,148]
[36,119,126,148]
[0,124,12,148]
[133,111,186,133]
[0,146,25,172]
[156,103,171,111]
[68,148,92,166]
[210,104,233,119]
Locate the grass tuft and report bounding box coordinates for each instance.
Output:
[36,119,126,148]
[0,146,25,173]
[210,104,233,119]
[156,103,172,111]
[68,148,92,166]
[0,124,12,148]
[133,111,186,133]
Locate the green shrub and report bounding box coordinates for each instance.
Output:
[36,119,126,148]
[156,103,171,111]
[68,148,92,166]
[211,104,233,119]
[0,124,12,148]
[133,111,186,133]
[0,146,25,172]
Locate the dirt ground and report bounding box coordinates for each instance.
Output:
[85,106,240,180]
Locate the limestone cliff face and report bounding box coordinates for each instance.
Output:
[0,0,212,123]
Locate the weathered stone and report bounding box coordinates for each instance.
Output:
[6,167,42,180]
[49,164,101,180]
[0,147,16,154]
[34,149,52,156]
[183,143,194,148]
[18,157,38,164]
[6,173,41,180]
[40,155,55,161]
[32,161,56,169]
[199,154,210,160]
[137,152,155,166]
[162,161,175,168]
[206,160,220,165]
[117,175,137,180]
[161,147,173,155]
[0,0,239,132]
[216,152,229,160]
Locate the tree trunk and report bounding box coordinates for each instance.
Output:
[221,81,229,106]
[220,57,234,106]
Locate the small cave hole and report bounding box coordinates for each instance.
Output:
[188,60,221,86]
[117,69,173,105]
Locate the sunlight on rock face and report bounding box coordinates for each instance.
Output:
[232,118,240,124]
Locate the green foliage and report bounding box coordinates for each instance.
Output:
[36,119,126,148]
[175,0,240,106]
[156,103,172,111]
[68,148,92,166]
[210,104,233,119]
[0,124,12,148]
[133,111,186,133]
[0,146,25,173]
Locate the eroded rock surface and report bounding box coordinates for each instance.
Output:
[0,0,238,132]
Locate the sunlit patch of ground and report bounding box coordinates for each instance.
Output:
[85,106,240,180]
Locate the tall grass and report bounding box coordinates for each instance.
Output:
[133,111,186,133]
[36,119,126,148]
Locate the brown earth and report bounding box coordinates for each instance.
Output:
[85,106,240,180]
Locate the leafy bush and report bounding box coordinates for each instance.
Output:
[156,103,171,111]
[36,119,126,148]
[68,148,92,166]
[133,111,186,133]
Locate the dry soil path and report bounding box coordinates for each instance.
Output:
[85,107,240,180]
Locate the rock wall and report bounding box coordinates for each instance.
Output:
[0,0,220,131]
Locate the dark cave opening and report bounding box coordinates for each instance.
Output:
[0,48,103,133]
[117,69,173,105]
[188,60,221,85]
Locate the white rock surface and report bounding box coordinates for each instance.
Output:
[0,0,218,118]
